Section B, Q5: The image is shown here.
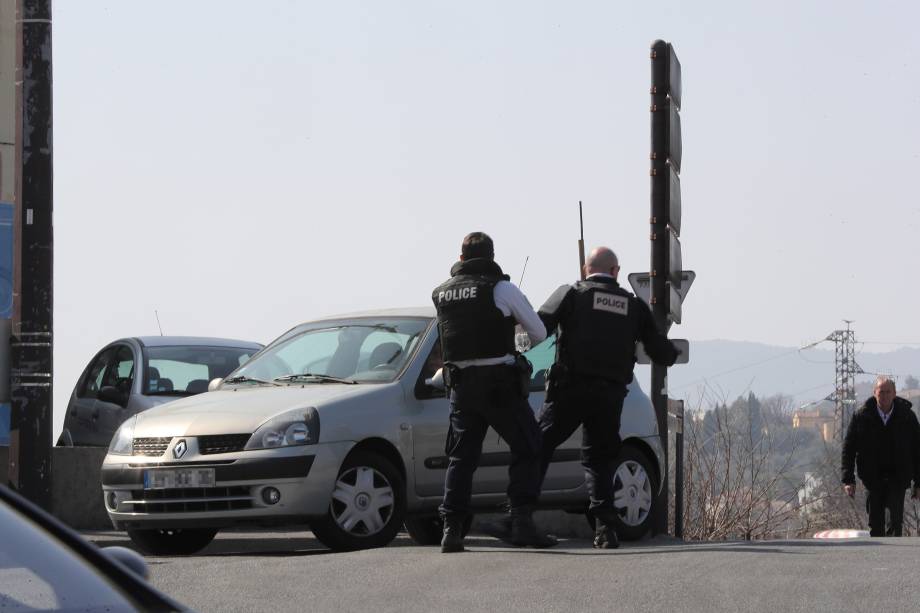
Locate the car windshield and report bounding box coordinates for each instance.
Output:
[145,345,258,396]
[0,502,136,612]
[230,318,430,385]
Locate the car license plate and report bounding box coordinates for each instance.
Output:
[143,468,216,489]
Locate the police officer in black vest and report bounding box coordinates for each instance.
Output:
[537,246,678,549]
[432,232,557,553]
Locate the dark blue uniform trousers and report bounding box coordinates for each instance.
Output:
[439,364,542,518]
[537,376,627,514]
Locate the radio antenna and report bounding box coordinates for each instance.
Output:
[518,255,530,288]
[155,310,165,336]
[578,201,586,280]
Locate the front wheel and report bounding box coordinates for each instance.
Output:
[586,446,658,541]
[310,450,406,551]
[126,528,218,556]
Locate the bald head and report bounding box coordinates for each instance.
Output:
[585,247,619,278]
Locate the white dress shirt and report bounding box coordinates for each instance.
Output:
[452,280,546,368]
[878,406,893,425]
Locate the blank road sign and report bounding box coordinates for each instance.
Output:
[628,270,695,306]
[636,339,689,365]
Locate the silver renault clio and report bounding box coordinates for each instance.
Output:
[101,308,663,554]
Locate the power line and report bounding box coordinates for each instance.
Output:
[669,338,829,393]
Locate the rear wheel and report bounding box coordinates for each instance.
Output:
[126,527,218,555]
[404,515,472,546]
[310,450,406,551]
[586,446,657,541]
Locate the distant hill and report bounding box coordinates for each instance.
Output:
[634,340,920,410]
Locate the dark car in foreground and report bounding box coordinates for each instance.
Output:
[58,336,262,447]
[0,484,186,611]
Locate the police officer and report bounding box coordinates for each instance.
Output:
[432,231,557,553]
[537,246,678,549]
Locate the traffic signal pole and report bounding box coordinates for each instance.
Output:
[8,0,53,509]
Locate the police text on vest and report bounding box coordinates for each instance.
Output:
[438,286,478,303]
[593,292,628,315]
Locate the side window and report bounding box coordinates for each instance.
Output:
[79,349,115,399]
[101,346,135,396]
[147,360,210,393]
[415,339,444,399]
[523,335,557,391]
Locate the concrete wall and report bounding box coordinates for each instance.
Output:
[50,447,111,529]
[2,446,111,530]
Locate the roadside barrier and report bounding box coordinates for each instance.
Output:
[813,529,870,539]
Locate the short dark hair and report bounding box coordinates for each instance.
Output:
[461,232,494,260]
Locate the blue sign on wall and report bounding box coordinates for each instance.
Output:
[0,202,11,444]
[0,403,8,445]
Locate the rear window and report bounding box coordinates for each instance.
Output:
[145,346,256,396]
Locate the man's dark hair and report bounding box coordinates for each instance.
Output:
[461,232,494,260]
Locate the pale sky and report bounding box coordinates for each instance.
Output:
[51,1,920,435]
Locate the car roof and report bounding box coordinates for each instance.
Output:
[306,306,436,322]
[133,336,263,349]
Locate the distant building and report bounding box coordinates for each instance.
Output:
[792,409,835,442]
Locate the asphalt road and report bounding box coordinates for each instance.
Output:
[87,529,920,613]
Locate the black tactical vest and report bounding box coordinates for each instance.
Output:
[557,279,641,383]
[432,258,516,362]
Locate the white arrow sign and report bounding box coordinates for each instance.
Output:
[627,270,695,306]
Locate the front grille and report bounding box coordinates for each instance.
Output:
[132,437,172,456]
[126,486,253,513]
[199,434,250,455]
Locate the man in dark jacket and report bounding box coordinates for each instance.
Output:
[841,376,920,536]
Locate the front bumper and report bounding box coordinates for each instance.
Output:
[101,440,353,529]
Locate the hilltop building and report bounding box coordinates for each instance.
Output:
[792,408,835,442]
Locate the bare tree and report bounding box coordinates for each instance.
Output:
[680,391,811,540]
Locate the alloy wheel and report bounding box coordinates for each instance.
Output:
[330,465,395,536]
[613,459,653,526]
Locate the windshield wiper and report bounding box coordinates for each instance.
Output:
[274,373,358,385]
[223,375,280,386]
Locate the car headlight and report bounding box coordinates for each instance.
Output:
[245,407,320,450]
[108,418,136,455]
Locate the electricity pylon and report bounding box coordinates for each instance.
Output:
[826,320,862,440]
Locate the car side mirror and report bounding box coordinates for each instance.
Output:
[102,546,149,579]
[425,368,446,391]
[98,385,127,407]
[208,378,223,392]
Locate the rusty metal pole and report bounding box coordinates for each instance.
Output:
[8,0,52,509]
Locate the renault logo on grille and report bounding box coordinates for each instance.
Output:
[173,439,188,459]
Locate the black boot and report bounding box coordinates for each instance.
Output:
[510,507,558,548]
[592,508,619,550]
[440,516,465,553]
[480,513,513,543]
